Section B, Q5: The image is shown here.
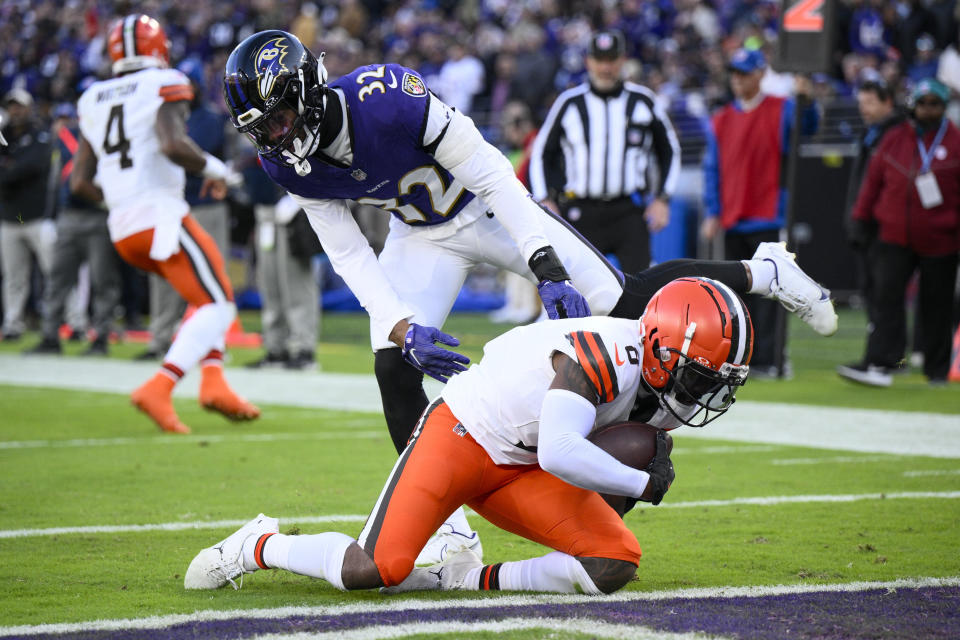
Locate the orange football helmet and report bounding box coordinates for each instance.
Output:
[107,14,170,75]
[639,277,753,427]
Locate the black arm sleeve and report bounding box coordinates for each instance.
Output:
[649,115,676,198]
[537,102,570,199]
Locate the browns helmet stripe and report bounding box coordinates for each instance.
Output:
[700,277,752,366]
[123,15,138,59]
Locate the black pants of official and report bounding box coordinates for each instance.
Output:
[864,242,958,381]
[561,198,651,274]
[723,229,781,368]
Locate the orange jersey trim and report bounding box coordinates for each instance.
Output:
[158,84,194,102]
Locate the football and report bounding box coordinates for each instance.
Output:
[587,421,673,516]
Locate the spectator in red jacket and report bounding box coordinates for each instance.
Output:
[838,78,960,387]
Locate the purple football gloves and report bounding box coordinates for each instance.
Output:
[537,279,591,319]
[401,323,470,383]
[528,245,591,319]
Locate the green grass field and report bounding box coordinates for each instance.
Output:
[1,308,958,638]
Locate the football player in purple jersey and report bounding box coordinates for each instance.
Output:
[222,31,838,564]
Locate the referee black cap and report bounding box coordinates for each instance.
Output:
[589,30,626,59]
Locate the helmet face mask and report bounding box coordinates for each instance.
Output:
[652,348,748,427]
[223,31,327,166]
[640,277,753,428]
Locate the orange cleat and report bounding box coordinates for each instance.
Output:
[199,366,260,421]
[131,374,191,434]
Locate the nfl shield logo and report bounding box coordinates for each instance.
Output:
[351,168,367,181]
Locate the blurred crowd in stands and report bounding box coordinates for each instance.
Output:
[4,0,960,139]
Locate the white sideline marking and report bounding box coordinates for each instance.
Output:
[3,491,959,539]
[674,445,780,455]
[2,354,959,457]
[1,577,956,637]
[903,469,960,477]
[771,455,898,466]
[250,619,722,640]
[653,491,960,509]
[0,515,367,539]
[0,431,384,450]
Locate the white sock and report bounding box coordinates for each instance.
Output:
[164,302,236,372]
[443,506,474,535]
[743,259,777,295]
[241,532,354,590]
[462,551,601,594]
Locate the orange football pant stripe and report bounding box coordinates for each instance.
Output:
[113,214,234,306]
[365,401,641,587]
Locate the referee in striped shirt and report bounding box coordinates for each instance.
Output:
[529,31,680,272]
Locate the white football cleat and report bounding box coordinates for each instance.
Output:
[184,513,278,590]
[382,549,484,594]
[753,242,838,336]
[437,549,484,590]
[415,522,483,566]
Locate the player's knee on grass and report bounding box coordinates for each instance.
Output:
[577,557,638,594]
[341,543,385,590]
[373,551,417,588]
[374,348,429,453]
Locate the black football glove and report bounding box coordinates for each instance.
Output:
[643,430,675,506]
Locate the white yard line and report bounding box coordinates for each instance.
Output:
[250,619,723,640]
[1,354,959,456]
[0,431,384,450]
[771,455,899,465]
[903,469,960,477]
[674,445,781,455]
[3,491,958,539]
[2,577,957,637]
[0,515,368,539]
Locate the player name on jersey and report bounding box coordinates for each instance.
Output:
[94,82,138,102]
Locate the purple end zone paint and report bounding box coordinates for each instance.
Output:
[11,586,960,640]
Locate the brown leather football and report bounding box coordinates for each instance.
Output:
[587,421,673,516]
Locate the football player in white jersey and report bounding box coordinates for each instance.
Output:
[72,15,259,434]
[220,30,836,565]
[184,277,749,596]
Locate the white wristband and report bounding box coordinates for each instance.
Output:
[201,152,229,181]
